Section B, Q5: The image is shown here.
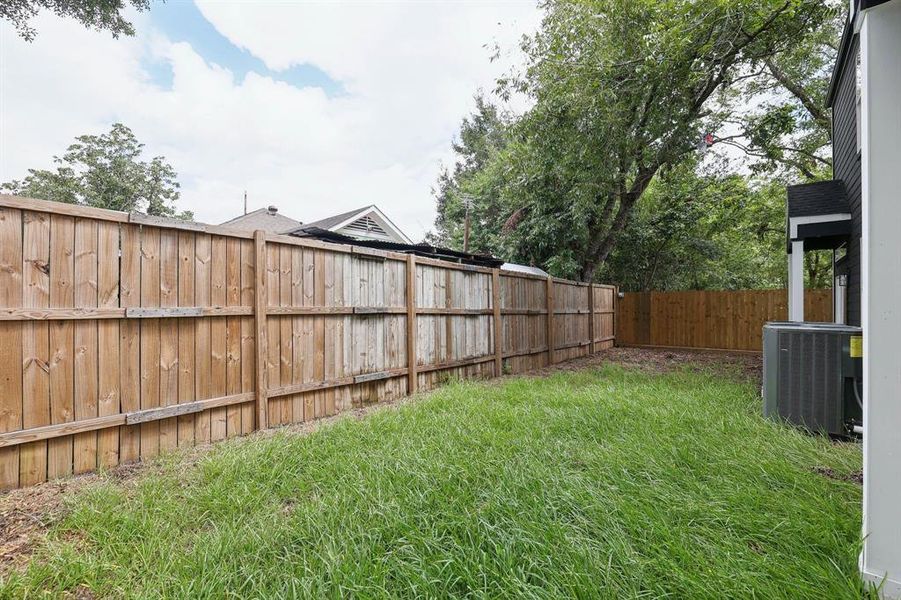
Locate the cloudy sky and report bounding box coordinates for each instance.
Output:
[0,1,541,240]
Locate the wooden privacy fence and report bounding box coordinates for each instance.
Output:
[616,288,833,352]
[0,196,615,489]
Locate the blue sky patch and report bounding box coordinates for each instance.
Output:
[147,1,343,95]
[140,55,174,89]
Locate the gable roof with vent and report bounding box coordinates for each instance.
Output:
[292,205,411,244]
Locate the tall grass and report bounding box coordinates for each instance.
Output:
[1,365,864,598]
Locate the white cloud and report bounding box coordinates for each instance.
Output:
[0,1,540,240]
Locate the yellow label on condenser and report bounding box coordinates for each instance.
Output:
[850,335,863,358]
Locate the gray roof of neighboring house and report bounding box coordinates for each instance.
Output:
[295,205,374,232]
[787,180,851,218]
[219,207,302,234]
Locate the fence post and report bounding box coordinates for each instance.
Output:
[546,275,555,365]
[252,230,268,430]
[492,269,503,376]
[613,285,619,347]
[588,284,595,354]
[406,254,418,394]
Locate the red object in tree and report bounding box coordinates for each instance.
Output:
[704,133,715,146]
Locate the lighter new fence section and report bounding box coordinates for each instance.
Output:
[0,195,616,490]
[616,289,833,352]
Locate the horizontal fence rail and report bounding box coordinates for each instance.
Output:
[0,195,616,489]
[616,288,833,352]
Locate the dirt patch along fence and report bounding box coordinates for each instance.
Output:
[0,195,615,490]
[616,289,833,352]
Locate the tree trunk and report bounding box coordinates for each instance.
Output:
[581,164,659,282]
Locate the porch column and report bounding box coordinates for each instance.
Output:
[861,1,901,596]
[787,240,804,321]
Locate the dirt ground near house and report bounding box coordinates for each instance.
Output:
[530,345,762,382]
[0,346,762,575]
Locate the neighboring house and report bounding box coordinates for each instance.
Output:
[219,205,302,234]
[221,203,538,273]
[785,1,900,595]
[291,205,412,244]
[784,6,864,326]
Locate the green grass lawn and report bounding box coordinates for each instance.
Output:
[0,363,864,598]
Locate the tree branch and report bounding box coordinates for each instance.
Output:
[765,58,832,138]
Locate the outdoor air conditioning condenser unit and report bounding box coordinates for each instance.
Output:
[762,322,862,437]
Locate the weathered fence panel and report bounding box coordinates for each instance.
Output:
[616,289,833,352]
[0,196,616,489]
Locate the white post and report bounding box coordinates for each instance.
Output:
[788,240,805,321]
[833,249,846,325]
[861,2,901,596]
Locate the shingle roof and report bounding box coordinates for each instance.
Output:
[295,205,373,232]
[787,180,851,218]
[219,208,302,234]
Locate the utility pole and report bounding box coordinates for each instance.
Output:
[243,190,248,215]
[462,193,473,253]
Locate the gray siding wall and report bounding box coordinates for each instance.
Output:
[832,35,862,326]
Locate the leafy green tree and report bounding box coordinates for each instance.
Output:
[1,0,151,41]
[601,167,789,291]
[2,123,191,219]
[434,0,837,282]
[718,1,843,180]
[503,0,832,281]
[429,95,512,254]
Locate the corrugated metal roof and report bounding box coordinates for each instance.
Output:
[288,227,503,268]
[501,263,548,277]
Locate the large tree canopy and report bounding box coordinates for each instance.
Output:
[433,0,840,284]
[1,0,151,41]
[599,166,795,291]
[719,3,843,180]
[2,123,191,219]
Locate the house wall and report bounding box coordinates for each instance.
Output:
[861,2,901,594]
[831,34,862,326]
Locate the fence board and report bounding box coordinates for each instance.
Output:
[139,226,161,459]
[0,196,616,489]
[177,232,196,448]
[194,233,212,443]
[119,225,141,463]
[616,289,833,351]
[97,222,120,469]
[73,218,98,473]
[48,214,75,479]
[240,238,255,435]
[20,212,50,485]
[210,235,228,441]
[159,229,179,451]
[0,208,23,488]
[226,237,242,438]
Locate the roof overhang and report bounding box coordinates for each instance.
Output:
[788,213,853,252]
[827,0,897,106]
[826,15,855,108]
